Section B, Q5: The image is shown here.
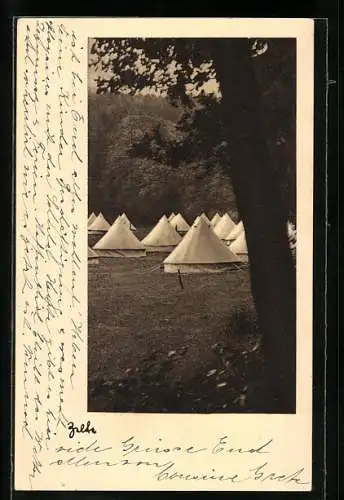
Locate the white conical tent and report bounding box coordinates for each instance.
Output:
[199,212,211,225]
[142,215,182,252]
[170,213,190,233]
[113,215,122,225]
[229,230,248,255]
[287,221,297,250]
[88,212,111,232]
[213,213,236,240]
[228,222,295,258]
[193,212,211,227]
[88,246,99,264]
[168,212,176,222]
[164,218,241,273]
[112,215,122,226]
[226,220,244,241]
[211,213,221,227]
[88,212,96,227]
[93,217,146,258]
[120,213,136,231]
[287,221,296,237]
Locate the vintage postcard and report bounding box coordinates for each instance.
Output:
[15,18,314,491]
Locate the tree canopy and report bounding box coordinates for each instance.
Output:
[90,37,296,221]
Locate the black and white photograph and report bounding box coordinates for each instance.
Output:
[15,17,318,491]
[87,37,297,415]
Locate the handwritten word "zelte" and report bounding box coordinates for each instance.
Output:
[68,421,97,439]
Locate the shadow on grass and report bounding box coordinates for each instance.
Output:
[88,303,279,413]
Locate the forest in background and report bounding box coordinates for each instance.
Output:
[88,39,296,226]
[88,92,239,224]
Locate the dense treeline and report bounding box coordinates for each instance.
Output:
[89,40,296,226]
[88,93,238,224]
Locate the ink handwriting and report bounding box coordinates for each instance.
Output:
[49,436,310,486]
[68,421,97,439]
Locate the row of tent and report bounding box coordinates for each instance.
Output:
[88,212,136,232]
[89,210,237,240]
[87,211,296,274]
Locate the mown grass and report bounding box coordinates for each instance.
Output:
[88,227,267,413]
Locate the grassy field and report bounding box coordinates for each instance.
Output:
[88,227,266,413]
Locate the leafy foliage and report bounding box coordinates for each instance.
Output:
[88,93,237,224]
[89,38,296,221]
[90,38,217,105]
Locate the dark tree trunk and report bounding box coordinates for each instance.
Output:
[211,39,296,412]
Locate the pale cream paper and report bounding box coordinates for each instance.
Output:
[15,18,314,491]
